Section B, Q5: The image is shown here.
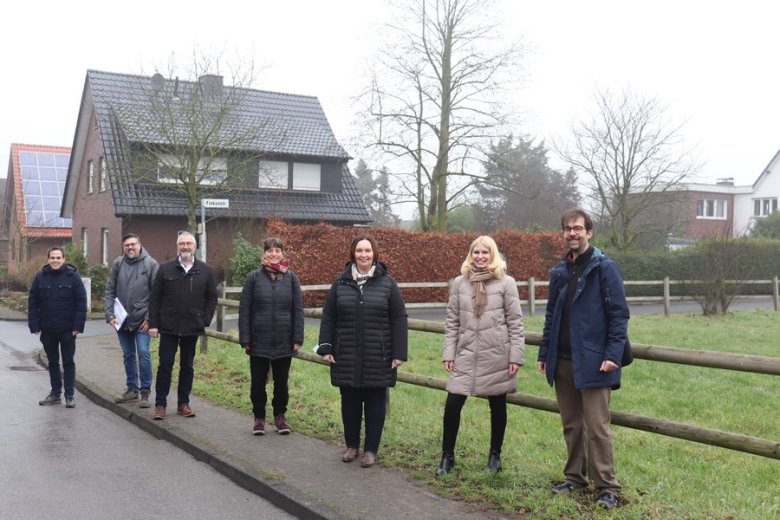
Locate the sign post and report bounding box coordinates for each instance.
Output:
[199,199,229,263]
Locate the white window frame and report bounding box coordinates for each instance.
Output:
[157,154,227,186]
[99,157,107,192]
[258,160,289,189]
[81,228,89,262]
[101,228,109,265]
[87,160,94,194]
[753,197,778,217]
[292,162,321,191]
[696,198,727,219]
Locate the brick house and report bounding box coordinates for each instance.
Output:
[635,151,780,249]
[61,70,370,276]
[2,143,72,275]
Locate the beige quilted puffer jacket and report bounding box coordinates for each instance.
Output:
[443,275,525,396]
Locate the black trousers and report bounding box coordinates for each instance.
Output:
[249,355,292,419]
[441,392,507,454]
[340,386,387,454]
[155,334,198,407]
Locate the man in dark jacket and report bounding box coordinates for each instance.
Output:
[104,233,159,407]
[148,232,217,420]
[28,246,87,408]
[537,209,629,509]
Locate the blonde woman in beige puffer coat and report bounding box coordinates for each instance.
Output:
[435,236,524,477]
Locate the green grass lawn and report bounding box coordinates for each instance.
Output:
[189,309,780,519]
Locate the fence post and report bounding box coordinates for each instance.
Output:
[216,282,225,332]
[527,277,536,317]
[199,334,208,354]
[663,277,671,317]
[774,276,779,312]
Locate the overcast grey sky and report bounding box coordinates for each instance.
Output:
[3,0,779,190]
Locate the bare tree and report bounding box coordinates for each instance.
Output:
[110,52,275,233]
[557,87,699,250]
[358,0,521,231]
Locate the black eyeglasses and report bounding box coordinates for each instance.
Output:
[563,226,586,234]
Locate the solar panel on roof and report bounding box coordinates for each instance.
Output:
[18,151,72,228]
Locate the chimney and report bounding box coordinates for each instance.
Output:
[199,74,223,100]
[150,72,165,92]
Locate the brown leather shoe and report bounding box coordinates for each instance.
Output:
[360,452,377,468]
[342,448,359,463]
[153,405,166,420]
[177,403,196,417]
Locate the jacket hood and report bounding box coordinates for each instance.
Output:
[124,247,150,264]
[42,263,79,274]
[338,260,389,280]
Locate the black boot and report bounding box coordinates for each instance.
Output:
[485,450,502,473]
[435,452,455,477]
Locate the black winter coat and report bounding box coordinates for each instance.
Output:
[148,258,218,337]
[28,264,87,334]
[318,262,408,388]
[238,268,304,359]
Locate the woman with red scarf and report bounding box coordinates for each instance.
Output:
[239,237,304,435]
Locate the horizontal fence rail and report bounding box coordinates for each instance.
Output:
[217,276,780,318]
[205,304,780,460]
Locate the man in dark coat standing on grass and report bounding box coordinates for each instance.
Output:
[148,232,217,420]
[537,208,630,509]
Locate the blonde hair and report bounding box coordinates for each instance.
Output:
[460,236,506,278]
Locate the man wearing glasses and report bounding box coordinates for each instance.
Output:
[537,208,630,509]
[148,231,217,420]
[105,233,159,407]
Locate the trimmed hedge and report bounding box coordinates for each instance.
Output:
[264,220,563,306]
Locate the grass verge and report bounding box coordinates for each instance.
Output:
[189,309,780,519]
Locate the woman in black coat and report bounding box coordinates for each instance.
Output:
[28,247,87,408]
[239,237,304,436]
[317,234,408,468]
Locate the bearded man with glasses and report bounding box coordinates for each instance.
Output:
[537,208,630,509]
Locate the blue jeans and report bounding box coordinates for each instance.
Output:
[117,327,152,391]
[40,331,76,398]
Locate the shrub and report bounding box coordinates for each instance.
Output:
[62,242,87,273]
[228,234,262,287]
[88,263,109,312]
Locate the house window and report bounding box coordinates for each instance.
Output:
[87,160,94,194]
[157,154,227,185]
[696,199,727,219]
[99,157,107,192]
[753,198,778,217]
[101,228,109,265]
[293,162,321,191]
[81,228,89,262]
[258,160,289,189]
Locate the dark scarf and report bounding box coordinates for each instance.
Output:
[468,267,494,318]
[262,257,289,281]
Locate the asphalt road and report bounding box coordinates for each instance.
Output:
[0,320,295,520]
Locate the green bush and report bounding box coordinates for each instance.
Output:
[228,234,262,287]
[62,242,87,273]
[88,263,109,311]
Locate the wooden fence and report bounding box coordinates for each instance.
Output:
[205,300,780,460]
[216,276,780,322]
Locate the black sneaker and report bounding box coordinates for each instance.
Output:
[597,491,619,508]
[39,394,62,406]
[552,482,587,494]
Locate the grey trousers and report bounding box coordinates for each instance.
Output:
[554,358,621,495]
